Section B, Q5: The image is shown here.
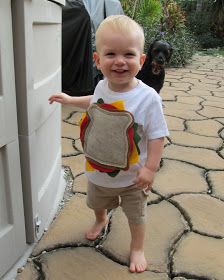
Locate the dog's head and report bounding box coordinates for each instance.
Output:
[147,39,173,75]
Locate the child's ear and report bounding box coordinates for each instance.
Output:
[140,54,146,69]
[93,52,101,70]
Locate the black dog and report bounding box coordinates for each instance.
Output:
[137,39,173,93]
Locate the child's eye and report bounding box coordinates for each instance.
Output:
[106,52,115,56]
[126,53,135,57]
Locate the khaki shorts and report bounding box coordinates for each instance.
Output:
[87,181,149,224]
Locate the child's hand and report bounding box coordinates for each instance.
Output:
[133,166,155,192]
[48,92,71,105]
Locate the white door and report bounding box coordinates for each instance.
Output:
[0,1,26,278]
[12,0,65,242]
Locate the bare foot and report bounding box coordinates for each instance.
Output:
[129,250,147,273]
[85,217,109,241]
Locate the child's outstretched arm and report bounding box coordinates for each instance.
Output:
[134,137,164,191]
[48,92,92,110]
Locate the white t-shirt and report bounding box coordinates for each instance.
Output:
[85,78,169,188]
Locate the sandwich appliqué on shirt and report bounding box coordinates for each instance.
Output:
[80,98,141,177]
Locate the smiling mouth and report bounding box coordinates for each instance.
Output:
[113,69,127,73]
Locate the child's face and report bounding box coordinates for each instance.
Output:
[94,28,146,92]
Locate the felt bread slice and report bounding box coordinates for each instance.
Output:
[83,103,134,170]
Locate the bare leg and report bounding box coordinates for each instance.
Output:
[85,209,109,240]
[128,222,147,273]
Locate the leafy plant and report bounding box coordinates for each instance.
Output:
[153,0,198,66]
[119,0,136,17]
[161,0,186,32]
[211,0,224,37]
[176,0,224,48]
[135,0,162,25]
[120,0,199,66]
[163,29,198,66]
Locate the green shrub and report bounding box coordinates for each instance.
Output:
[120,0,134,18]
[196,34,224,49]
[120,0,198,67]
[161,0,186,32]
[186,11,211,35]
[177,0,224,48]
[185,10,224,48]
[142,23,198,67]
[211,0,224,37]
[164,29,198,66]
[135,0,162,25]
[152,0,198,66]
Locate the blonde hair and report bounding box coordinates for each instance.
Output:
[95,15,145,52]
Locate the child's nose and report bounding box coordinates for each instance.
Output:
[115,55,125,65]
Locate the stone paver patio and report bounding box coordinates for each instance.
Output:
[16,54,224,280]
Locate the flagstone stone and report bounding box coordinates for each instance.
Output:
[203,100,224,109]
[192,81,216,89]
[212,86,224,92]
[32,194,93,256]
[186,89,212,96]
[215,117,224,125]
[163,81,171,88]
[165,102,201,112]
[171,193,224,237]
[207,171,224,200]
[62,154,85,176]
[165,116,185,131]
[202,95,224,103]
[162,87,189,96]
[179,78,200,84]
[163,145,224,169]
[147,191,161,203]
[186,119,222,137]
[164,109,205,120]
[154,160,207,196]
[168,68,191,75]
[62,121,80,138]
[102,202,188,273]
[163,103,205,120]
[62,137,76,156]
[170,82,191,91]
[39,247,168,280]
[199,78,220,85]
[206,74,224,81]
[176,96,204,105]
[164,137,170,146]
[73,138,83,153]
[161,91,177,101]
[199,106,224,118]
[61,105,76,120]
[165,74,183,80]
[169,131,222,149]
[219,147,224,158]
[65,111,83,125]
[73,172,88,193]
[189,69,215,75]
[213,91,224,97]
[15,262,39,280]
[165,77,181,83]
[172,232,224,280]
[219,129,224,138]
[181,73,205,81]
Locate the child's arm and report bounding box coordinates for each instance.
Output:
[48,92,92,110]
[134,137,164,191]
